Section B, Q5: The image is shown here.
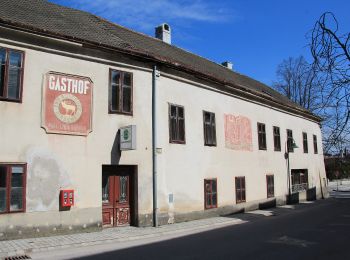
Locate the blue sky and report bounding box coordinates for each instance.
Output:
[49,0,350,86]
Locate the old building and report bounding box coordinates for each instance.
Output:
[0,0,327,240]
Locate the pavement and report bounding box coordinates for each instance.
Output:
[328,179,350,198]
[1,181,349,260]
[0,216,246,259]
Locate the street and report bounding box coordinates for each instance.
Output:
[77,198,350,260]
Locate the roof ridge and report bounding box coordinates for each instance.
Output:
[87,11,241,75]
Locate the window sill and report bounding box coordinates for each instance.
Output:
[0,97,22,103]
[169,140,186,144]
[0,210,25,214]
[204,206,218,210]
[109,110,133,116]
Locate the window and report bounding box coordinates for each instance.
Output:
[0,47,24,102]
[235,177,246,203]
[291,169,308,193]
[109,69,132,114]
[287,129,294,152]
[257,123,267,150]
[204,179,217,209]
[303,132,308,153]
[203,111,216,146]
[313,135,318,154]
[0,164,26,214]
[273,126,281,151]
[169,104,185,143]
[266,175,274,198]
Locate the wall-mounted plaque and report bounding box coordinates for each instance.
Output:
[42,72,93,136]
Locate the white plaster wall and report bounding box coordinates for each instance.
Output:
[0,42,153,219]
[156,73,326,214]
[0,39,327,228]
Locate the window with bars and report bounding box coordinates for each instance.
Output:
[287,129,294,152]
[169,104,185,143]
[0,164,26,214]
[303,132,308,153]
[266,175,274,198]
[203,111,216,146]
[273,126,281,151]
[109,69,133,115]
[235,176,246,203]
[313,135,318,154]
[257,123,267,150]
[0,47,24,102]
[204,179,217,209]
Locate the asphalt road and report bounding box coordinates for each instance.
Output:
[77,198,350,260]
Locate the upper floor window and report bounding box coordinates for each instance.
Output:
[303,132,308,153]
[203,111,216,146]
[287,129,294,153]
[109,69,132,115]
[204,179,217,209]
[0,164,26,214]
[257,123,267,150]
[0,48,24,102]
[169,104,185,143]
[273,126,281,151]
[313,135,318,154]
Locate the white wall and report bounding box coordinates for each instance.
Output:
[0,37,327,229]
[155,72,326,214]
[0,41,153,224]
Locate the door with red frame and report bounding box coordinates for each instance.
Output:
[102,168,131,227]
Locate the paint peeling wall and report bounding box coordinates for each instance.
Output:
[0,28,327,237]
[0,35,154,237]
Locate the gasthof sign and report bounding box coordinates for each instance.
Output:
[42,72,93,136]
[120,125,136,150]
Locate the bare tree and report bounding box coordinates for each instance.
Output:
[273,56,320,113]
[311,12,350,153]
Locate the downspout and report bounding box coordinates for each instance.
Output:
[152,65,158,227]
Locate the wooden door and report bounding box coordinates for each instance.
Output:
[115,175,130,226]
[102,169,131,227]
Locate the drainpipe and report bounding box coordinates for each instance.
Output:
[152,65,158,227]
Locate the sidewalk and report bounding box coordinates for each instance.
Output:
[0,199,324,260]
[0,216,246,259]
[328,179,350,192]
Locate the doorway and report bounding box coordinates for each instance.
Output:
[102,165,137,227]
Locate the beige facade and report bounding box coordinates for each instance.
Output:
[0,22,327,239]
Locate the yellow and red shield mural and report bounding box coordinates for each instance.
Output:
[42,72,93,136]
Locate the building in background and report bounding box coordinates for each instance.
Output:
[0,0,327,240]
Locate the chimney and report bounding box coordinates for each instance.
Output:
[155,23,171,44]
[221,61,233,70]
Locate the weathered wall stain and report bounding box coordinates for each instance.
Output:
[26,147,72,212]
[224,114,253,151]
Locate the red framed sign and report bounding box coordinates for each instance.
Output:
[42,72,93,136]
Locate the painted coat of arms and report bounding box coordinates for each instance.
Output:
[224,114,252,151]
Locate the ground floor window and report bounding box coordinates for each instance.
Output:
[204,179,217,209]
[0,164,26,213]
[291,169,308,193]
[266,175,274,198]
[235,176,246,203]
